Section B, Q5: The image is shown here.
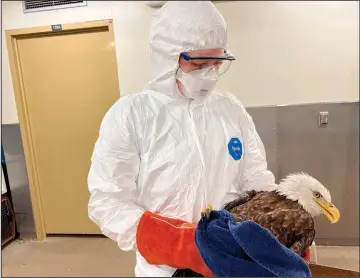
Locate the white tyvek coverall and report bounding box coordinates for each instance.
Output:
[88,1,275,277]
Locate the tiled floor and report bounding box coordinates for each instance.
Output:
[2,237,136,277]
[316,246,359,272]
[2,237,359,277]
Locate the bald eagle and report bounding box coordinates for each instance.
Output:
[221,173,340,256]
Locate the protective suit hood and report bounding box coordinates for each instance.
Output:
[146,1,228,98]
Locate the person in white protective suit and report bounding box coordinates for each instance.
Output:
[88,1,276,277]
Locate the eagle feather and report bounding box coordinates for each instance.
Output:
[223,173,339,256]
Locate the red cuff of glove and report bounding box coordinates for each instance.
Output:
[301,248,311,264]
[136,211,213,277]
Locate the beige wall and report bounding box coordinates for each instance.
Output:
[2,1,359,124]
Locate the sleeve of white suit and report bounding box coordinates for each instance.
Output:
[242,111,276,192]
[88,98,144,252]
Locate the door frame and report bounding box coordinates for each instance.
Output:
[5,19,118,240]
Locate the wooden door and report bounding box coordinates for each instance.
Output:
[6,20,120,237]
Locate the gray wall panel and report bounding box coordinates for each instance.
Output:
[2,124,36,238]
[276,102,359,245]
[2,102,359,246]
[341,102,359,245]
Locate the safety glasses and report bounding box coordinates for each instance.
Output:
[180,51,235,75]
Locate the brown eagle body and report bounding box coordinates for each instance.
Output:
[224,190,315,255]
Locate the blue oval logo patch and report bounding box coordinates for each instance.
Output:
[228,137,243,161]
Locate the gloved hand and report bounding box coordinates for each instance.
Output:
[301,248,311,264]
[136,211,214,277]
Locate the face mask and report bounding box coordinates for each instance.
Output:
[176,66,219,101]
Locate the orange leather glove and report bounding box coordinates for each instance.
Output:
[301,248,311,264]
[136,211,214,277]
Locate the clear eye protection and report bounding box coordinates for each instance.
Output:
[180,50,235,75]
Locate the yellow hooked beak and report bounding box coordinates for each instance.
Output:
[314,200,340,223]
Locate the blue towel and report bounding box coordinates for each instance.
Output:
[194,209,311,277]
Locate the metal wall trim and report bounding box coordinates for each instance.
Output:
[245,100,359,109]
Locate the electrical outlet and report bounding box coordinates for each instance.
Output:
[319,111,329,126]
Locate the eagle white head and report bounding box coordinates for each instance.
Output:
[276,172,340,223]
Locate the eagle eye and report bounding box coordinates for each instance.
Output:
[313,192,322,198]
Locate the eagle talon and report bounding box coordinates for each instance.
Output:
[201,205,213,220]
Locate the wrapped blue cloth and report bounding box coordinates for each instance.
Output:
[194,209,311,277]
